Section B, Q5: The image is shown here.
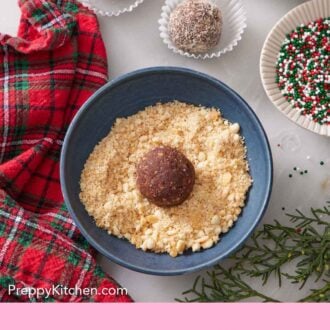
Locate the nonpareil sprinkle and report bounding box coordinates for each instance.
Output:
[276,18,330,125]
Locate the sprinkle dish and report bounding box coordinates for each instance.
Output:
[260,0,330,136]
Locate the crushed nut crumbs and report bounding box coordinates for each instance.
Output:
[80,102,252,257]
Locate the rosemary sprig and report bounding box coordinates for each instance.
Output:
[178,266,279,302]
[178,203,330,302]
[299,281,330,302]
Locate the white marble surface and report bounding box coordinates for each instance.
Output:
[0,0,329,302]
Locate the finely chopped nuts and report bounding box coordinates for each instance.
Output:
[80,102,252,257]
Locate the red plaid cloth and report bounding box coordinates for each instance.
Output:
[0,0,132,302]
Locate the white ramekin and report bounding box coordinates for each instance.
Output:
[260,0,330,137]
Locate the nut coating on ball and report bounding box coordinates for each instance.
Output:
[169,0,223,54]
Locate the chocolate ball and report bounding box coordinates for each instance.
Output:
[136,146,195,207]
[169,0,223,54]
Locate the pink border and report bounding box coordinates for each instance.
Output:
[1,303,328,329]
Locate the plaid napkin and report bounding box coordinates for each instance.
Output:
[0,0,132,302]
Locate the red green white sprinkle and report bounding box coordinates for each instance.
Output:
[276,18,330,125]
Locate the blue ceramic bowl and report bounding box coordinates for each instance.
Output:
[60,67,273,275]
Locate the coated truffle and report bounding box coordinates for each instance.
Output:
[136,146,195,207]
[168,0,223,53]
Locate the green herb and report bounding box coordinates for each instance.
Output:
[178,203,330,302]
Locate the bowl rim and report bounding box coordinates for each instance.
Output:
[60,66,273,275]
